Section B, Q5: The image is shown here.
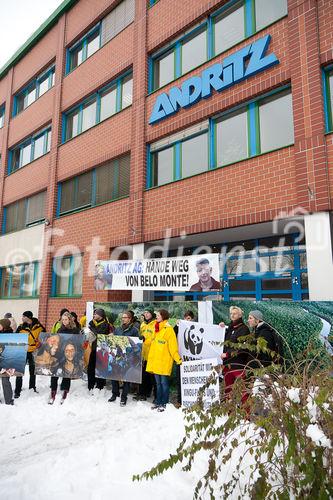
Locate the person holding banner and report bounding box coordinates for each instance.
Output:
[88,309,111,393]
[219,306,250,403]
[49,312,81,404]
[146,309,182,412]
[14,311,45,398]
[108,310,139,406]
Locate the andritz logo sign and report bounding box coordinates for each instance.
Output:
[149,35,279,125]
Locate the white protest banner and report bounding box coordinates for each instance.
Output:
[94,254,220,291]
[178,320,225,362]
[181,358,220,409]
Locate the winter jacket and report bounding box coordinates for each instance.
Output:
[250,322,279,368]
[114,323,139,337]
[223,320,250,370]
[140,319,157,361]
[16,318,45,352]
[146,320,182,376]
[51,320,61,334]
[57,325,81,335]
[88,318,111,352]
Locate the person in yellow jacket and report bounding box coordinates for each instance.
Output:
[134,307,157,401]
[15,311,45,398]
[146,309,182,412]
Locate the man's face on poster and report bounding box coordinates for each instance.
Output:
[196,263,212,285]
[65,344,75,361]
[47,335,60,355]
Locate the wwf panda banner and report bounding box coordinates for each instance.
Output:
[178,320,225,362]
[94,254,220,291]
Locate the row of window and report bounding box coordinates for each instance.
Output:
[2,191,46,234]
[13,66,55,117]
[63,73,133,141]
[150,0,288,92]
[9,127,51,173]
[0,105,5,128]
[58,154,130,215]
[67,0,135,73]
[148,88,294,187]
[324,68,333,132]
[0,262,40,299]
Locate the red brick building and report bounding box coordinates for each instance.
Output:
[0,0,332,329]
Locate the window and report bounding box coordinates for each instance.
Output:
[149,123,209,187]
[0,262,40,298]
[52,254,83,296]
[68,0,135,73]
[13,66,55,116]
[3,191,45,234]
[63,72,132,141]
[148,88,294,187]
[9,127,52,173]
[324,68,333,132]
[259,91,294,153]
[150,0,288,91]
[152,26,208,91]
[216,109,248,166]
[213,1,245,55]
[255,0,287,32]
[58,154,130,216]
[0,105,5,128]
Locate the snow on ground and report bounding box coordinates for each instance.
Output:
[0,373,208,500]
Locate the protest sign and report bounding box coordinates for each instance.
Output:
[178,320,225,362]
[181,358,220,409]
[94,254,220,291]
[34,333,85,378]
[0,334,28,377]
[96,335,142,383]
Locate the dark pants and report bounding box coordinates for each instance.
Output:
[1,377,13,404]
[176,364,181,404]
[139,361,154,397]
[87,348,106,390]
[154,374,170,406]
[112,380,129,401]
[15,352,36,395]
[50,377,71,392]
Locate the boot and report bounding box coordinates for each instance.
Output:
[48,390,56,405]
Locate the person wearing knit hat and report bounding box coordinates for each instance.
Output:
[87,308,111,393]
[248,310,281,368]
[15,311,46,398]
[0,317,14,405]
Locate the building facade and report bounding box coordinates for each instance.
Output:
[0,0,332,329]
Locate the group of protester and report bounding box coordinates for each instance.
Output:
[0,305,282,411]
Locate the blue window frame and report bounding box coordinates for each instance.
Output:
[8,127,51,174]
[51,254,83,297]
[63,71,132,142]
[0,104,5,128]
[57,154,131,217]
[0,262,40,299]
[13,65,55,116]
[323,66,333,133]
[2,191,46,234]
[149,0,287,92]
[66,24,101,74]
[147,87,294,188]
[153,233,308,302]
[149,0,159,6]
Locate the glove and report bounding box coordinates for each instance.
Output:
[83,340,89,350]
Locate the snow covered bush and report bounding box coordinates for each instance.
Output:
[134,347,333,499]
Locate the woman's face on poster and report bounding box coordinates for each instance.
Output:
[65,344,75,361]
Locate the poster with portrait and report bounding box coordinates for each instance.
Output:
[34,333,85,379]
[178,320,225,362]
[94,254,220,291]
[0,334,28,377]
[96,335,142,383]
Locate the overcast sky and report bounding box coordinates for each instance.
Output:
[0,0,64,69]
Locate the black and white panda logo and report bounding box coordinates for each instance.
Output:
[184,324,204,355]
